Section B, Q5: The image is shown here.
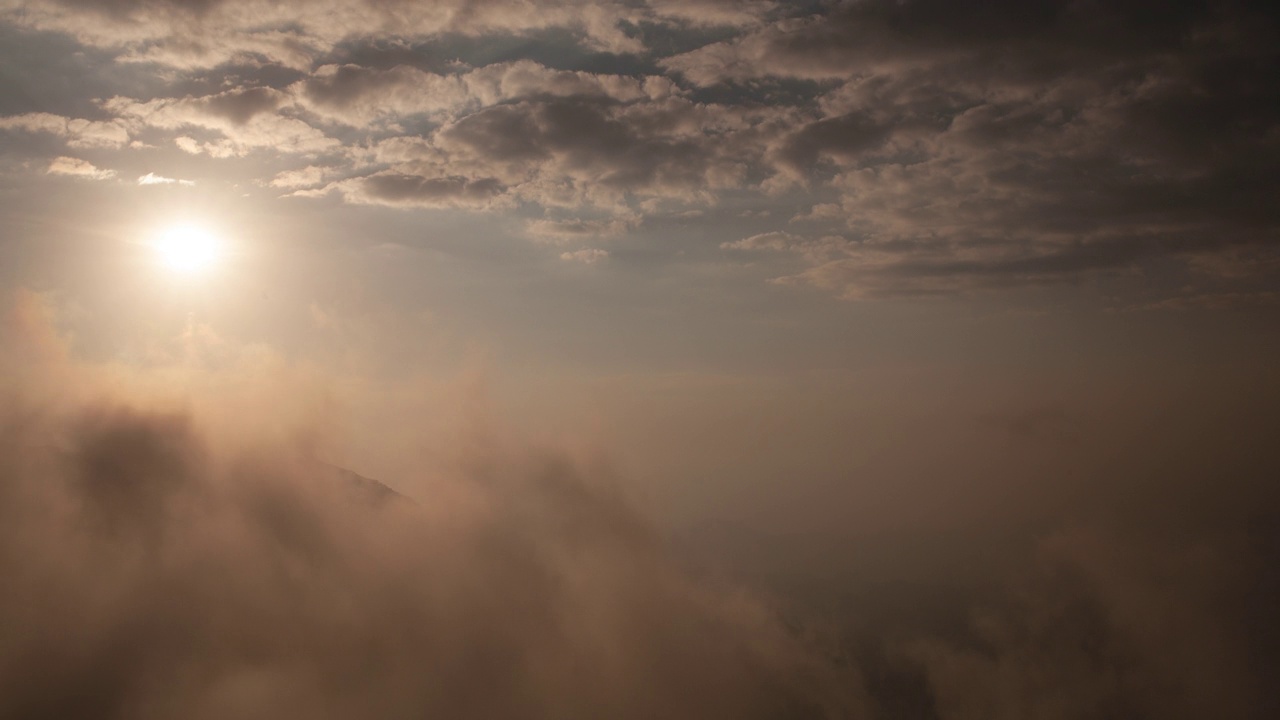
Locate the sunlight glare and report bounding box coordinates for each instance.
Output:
[153,223,221,273]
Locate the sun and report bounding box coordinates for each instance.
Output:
[152,223,221,273]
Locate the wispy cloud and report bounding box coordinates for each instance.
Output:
[138,172,195,186]
[47,156,115,180]
[560,248,609,264]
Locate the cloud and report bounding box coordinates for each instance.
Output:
[0,0,654,68]
[269,165,328,189]
[644,0,776,27]
[892,522,1270,719]
[418,96,780,210]
[0,300,869,719]
[47,156,116,180]
[528,216,637,243]
[196,85,288,125]
[721,231,802,253]
[559,248,609,264]
[304,92,785,215]
[336,172,507,210]
[138,171,194,185]
[660,0,1252,86]
[0,112,130,148]
[722,232,851,263]
[762,236,1157,300]
[291,63,471,126]
[767,112,898,181]
[59,62,762,220]
[790,203,843,224]
[102,91,338,158]
[669,1,1280,299]
[0,0,1276,303]
[291,60,676,128]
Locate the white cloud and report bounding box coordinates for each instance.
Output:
[104,92,338,157]
[138,172,195,186]
[270,166,329,189]
[46,156,115,180]
[559,248,609,264]
[0,112,129,148]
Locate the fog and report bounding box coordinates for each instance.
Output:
[4,291,1278,720]
[0,299,870,719]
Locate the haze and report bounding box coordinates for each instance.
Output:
[1,1,1278,718]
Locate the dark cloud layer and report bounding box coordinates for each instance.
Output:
[694,0,1280,297]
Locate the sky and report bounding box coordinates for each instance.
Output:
[1,1,1278,718]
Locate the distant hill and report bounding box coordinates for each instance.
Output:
[318,461,409,505]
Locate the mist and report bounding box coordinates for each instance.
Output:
[0,305,870,719]
[4,283,1278,720]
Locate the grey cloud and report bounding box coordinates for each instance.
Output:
[423,96,779,209]
[50,0,228,18]
[198,86,286,125]
[292,64,469,126]
[723,232,852,264]
[661,0,1255,86]
[103,92,338,156]
[329,95,771,214]
[7,0,323,68]
[291,61,673,128]
[2,0,652,67]
[530,100,701,188]
[527,216,637,243]
[461,60,675,106]
[769,112,899,180]
[702,1,1280,299]
[766,235,1171,300]
[437,102,549,165]
[643,0,776,28]
[342,172,507,209]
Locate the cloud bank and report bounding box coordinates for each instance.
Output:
[0,299,865,719]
